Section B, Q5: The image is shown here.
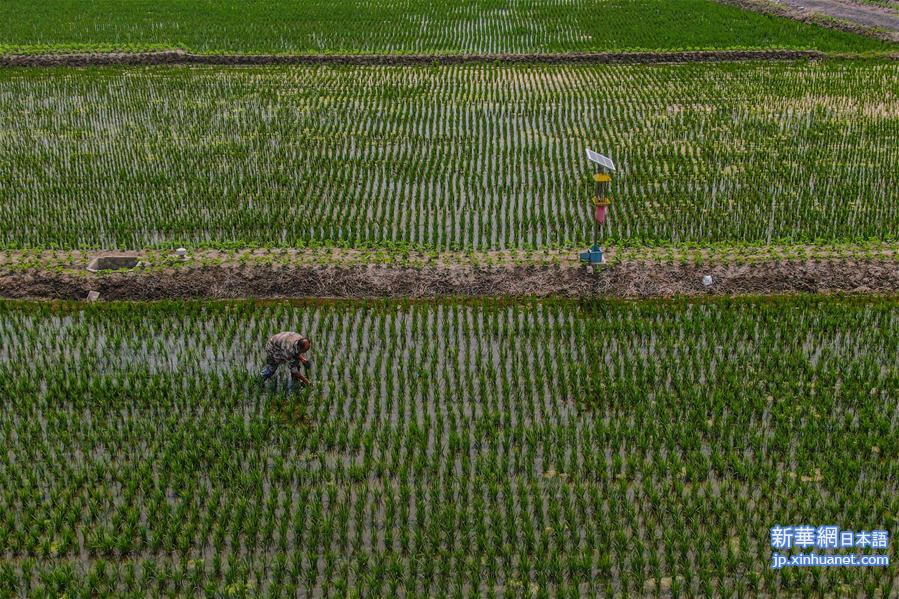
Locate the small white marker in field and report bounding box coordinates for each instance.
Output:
[175,247,188,258]
[702,275,714,287]
[86,290,100,302]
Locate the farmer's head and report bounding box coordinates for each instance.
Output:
[297,337,311,353]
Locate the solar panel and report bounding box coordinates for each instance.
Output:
[586,149,616,172]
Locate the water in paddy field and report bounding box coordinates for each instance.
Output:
[0,299,896,596]
[1,62,897,250]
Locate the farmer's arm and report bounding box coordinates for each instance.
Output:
[290,364,311,386]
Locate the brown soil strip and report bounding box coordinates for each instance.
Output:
[2,260,896,300]
[0,50,833,68]
[718,0,899,41]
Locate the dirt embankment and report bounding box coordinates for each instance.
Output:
[718,0,899,42]
[0,50,832,68]
[1,260,897,300]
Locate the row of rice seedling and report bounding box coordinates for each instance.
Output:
[0,297,896,596]
[1,61,895,251]
[0,0,887,56]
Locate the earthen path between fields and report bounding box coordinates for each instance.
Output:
[718,0,899,42]
[0,50,853,68]
[2,247,897,300]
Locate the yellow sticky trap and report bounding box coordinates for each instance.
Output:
[593,173,612,183]
[592,196,611,207]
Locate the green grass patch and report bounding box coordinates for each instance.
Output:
[0,0,891,55]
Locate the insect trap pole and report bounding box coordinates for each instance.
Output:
[580,149,615,265]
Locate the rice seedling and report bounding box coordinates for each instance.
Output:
[0,296,895,595]
[0,0,888,56]
[0,61,895,251]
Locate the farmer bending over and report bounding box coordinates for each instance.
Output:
[259,332,312,389]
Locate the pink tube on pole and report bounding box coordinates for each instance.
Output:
[594,204,607,225]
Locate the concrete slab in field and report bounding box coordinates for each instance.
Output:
[87,254,141,272]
